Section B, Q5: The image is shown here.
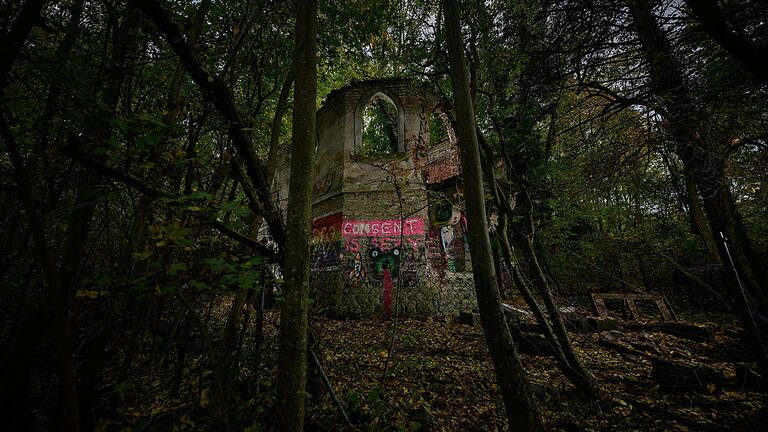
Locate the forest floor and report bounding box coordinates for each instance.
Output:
[306,310,767,431]
[104,301,767,432]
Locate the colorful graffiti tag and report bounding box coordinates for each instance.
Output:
[429,203,461,227]
[428,204,468,274]
[312,212,343,271]
[349,251,366,285]
[341,218,426,317]
[342,218,425,254]
[368,247,401,274]
[368,247,401,316]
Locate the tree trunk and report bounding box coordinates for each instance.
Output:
[2,122,81,432]
[684,172,722,266]
[274,0,317,430]
[443,1,542,429]
[221,291,248,381]
[521,190,598,396]
[479,124,597,396]
[0,0,47,95]
[177,293,230,429]
[684,0,768,83]
[628,0,768,383]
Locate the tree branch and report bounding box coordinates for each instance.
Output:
[64,146,278,261]
[135,0,286,257]
[685,0,768,83]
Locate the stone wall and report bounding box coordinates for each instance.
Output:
[277,79,477,317]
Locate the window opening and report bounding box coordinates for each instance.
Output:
[429,110,449,148]
[360,93,399,157]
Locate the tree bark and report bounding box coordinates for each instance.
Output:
[274,0,317,430]
[442,0,542,429]
[266,67,295,184]
[684,171,722,265]
[2,121,81,432]
[478,127,597,396]
[628,0,768,383]
[520,188,598,396]
[684,0,768,83]
[136,0,287,257]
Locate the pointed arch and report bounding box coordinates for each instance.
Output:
[354,90,406,156]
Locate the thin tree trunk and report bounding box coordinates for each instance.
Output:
[266,67,295,185]
[521,189,598,396]
[478,122,596,396]
[254,270,267,396]
[169,321,190,399]
[177,293,230,429]
[2,121,81,432]
[65,11,139,428]
[652,248,729,306]
[443,0,541,429]
[684,172,722,265]
[274,0,317,429]
[221,291,248,381]
[628,0,768,383]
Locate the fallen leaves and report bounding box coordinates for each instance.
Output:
[96,304,766,431]
[308,313,766,431]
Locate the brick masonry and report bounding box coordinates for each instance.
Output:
[275,79,477,317]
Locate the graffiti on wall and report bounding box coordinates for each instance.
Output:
[349,251,367,285]
[312,212,343,271]
[429,204,461,227]
[368,247,401,274]
[428,204,468,274]
[341,218,426,317]
[342,218,424,252]
[368,247,401,316]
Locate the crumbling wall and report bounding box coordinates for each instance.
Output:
[277,79,479,317]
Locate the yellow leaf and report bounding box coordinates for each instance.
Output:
[200,388,210,409]
[75,289,100,299]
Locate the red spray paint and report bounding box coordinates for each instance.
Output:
[383,268,392,318]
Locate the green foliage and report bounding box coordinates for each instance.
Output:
[1,0,767,429]
[428,111,448,147]
[346,386,389,429]
[360,96,399,157]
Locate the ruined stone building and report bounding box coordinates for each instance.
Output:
[274,79,477,317]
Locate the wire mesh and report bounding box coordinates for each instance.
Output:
[310,248,480,317]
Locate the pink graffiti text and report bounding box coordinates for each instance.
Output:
[345,236,419,253]
[341,218,425,238]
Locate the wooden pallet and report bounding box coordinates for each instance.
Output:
[591,293,677,321]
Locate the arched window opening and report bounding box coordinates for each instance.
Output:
[429,110,449,147]
[360,93,399,157]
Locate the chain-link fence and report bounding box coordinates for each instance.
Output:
[310,255,479,317]
[309,227,485,318]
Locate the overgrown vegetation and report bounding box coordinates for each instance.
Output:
[1,0,766,430]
